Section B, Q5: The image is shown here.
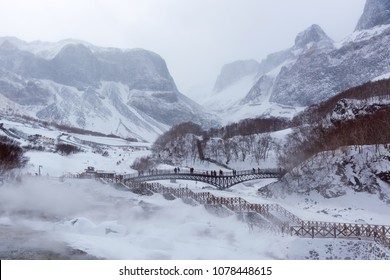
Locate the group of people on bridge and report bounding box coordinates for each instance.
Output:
[174,167,227,176]
[133,166,280,178]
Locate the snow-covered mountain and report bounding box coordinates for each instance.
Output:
[213,60,260,93]
[207,0,390,121]
[0,37,218,142]
[1,115,389,260]
[355,0,390,31]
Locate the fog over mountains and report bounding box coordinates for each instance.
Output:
[209,0,390,120]
[1,0,390,140]
[0,0,390,262]
[0,38,217,142]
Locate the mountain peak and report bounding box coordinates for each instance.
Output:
[355,0,390,31]
[294,24,332,48]
[0,40,19,52]
[55,43,94,59]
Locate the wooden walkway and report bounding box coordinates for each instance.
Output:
[119,181,390,250]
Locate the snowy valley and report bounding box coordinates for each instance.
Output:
[0,0,390,261]
[1,79,390,259]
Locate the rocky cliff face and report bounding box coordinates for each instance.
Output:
[294,24,333,48]
[259,145,390,204]
[0,39,177,92]
[268,23,390,106]
[212,0,390,114]
[355,0,390,31]
[0,38,217,142]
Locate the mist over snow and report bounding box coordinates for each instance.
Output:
[1,177,388,260]
[0,113,389,259]
[0,177,289,260]
[1,0,390,261]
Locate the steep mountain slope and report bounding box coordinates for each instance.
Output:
[208,0,390,120]
[269,24,390,106]
[261,79,390,204]
[260,145,390,205]
[355,0,390,31]
[0,38,218,142]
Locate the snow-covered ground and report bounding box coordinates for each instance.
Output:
[0,116,150,177]
[162,178,390,226]
[1,177,388,260]
[24,148,149,177]
[0,115,389,259]
[372,71,390,81]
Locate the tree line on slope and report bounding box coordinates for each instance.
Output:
[152,117,290,152]
[135,79,390,172]
[139,117,289,169]
[280,80,390,171]
[0,136,27,175]
[292,79,390,126]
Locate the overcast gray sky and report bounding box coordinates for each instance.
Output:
[0,0,366,100]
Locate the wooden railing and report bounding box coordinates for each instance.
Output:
[119,181,390,250]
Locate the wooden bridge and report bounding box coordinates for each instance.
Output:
[121,168,282,189]
[117,181,390,252]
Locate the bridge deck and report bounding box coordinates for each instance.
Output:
[122,168,282,189]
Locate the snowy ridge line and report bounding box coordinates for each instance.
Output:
[115,180,390,249]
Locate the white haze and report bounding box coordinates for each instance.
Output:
[1,176,388,260]
[0,177,293,259]
[0,0,366,99]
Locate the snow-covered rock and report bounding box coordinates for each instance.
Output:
[294,24,333,49]
[260,145,390,204]
[209,0,390,119]
[355,0,390,31]
[330,97,390,123]
[0,38,218,142]
[265,22,390,106]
